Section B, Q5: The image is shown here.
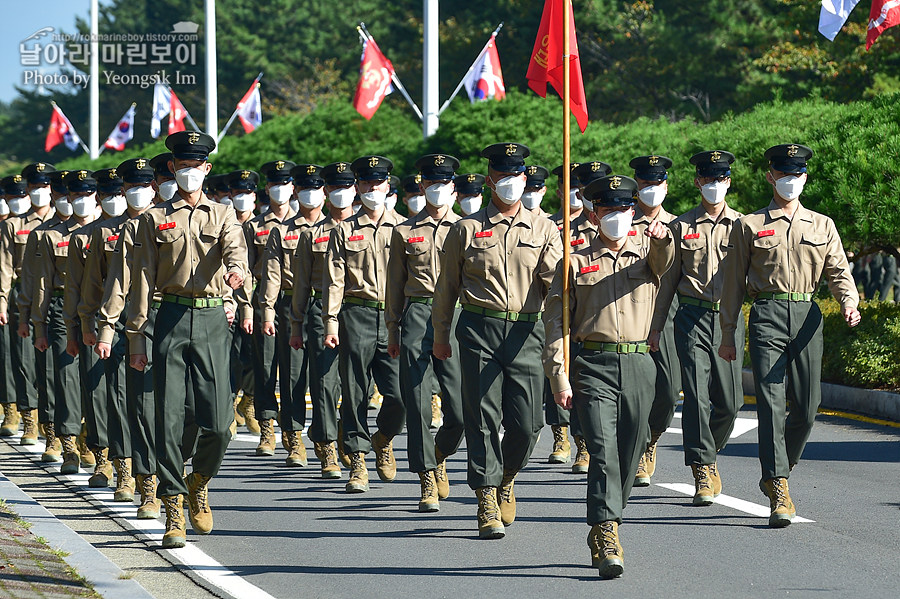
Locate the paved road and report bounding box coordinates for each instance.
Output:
[3,402,899,598]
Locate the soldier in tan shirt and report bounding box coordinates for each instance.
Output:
[520,165,550,215]
[544,175,673,578]
[432,142,562,540]
[719,144,860,527]
[455,173,486,216]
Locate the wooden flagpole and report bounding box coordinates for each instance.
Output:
[562,0,571,378]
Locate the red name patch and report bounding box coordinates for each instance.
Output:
[85,244,90,250]
[106,234,119,242]
[57,241,69,248]
[475,231,492,238]
[314,236,330,244]
[557,225,563,231]
[627,230,637,236]
[571,238,585,246]
[15,230,30,236]
[580,265,600,274]
[757,229,775,238]
[158,222,176,231]
[256,229,270,237]
[683,233,700,240]
[408,236,424,244]
[284,234,299,241]
[348,234,365,242]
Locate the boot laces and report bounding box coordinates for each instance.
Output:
[421,472,436,497]
[599,522,619,557]
[498,474,515,504]
[647,442,657,463]
[191,474,210,512]
[552,427,566,452]
[141,477,156,504]
[164,496,184,529]
[435,460,447,484]
[349,452,366,478]
[635,454,649,475]
[477,488,500,523]
[375,438,392,468]
[323,443,338,467]
[771,479,789,509]
[575,437,589,460]
[696,466,713,491]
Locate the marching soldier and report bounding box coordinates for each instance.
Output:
[322,156,405,493]
[0,186,15,437]
[126,131,247,549]
[455,174,485,216]
[432,142,562,539]
[401,175,425,217]
[544,174,674,578]
[520,165,550,215]
[386,153,464,512]
[719,143,860,527]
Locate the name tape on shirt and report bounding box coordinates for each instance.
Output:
[256,229,270,237]
[348,234,365,242]
[580,264,600,274]
[627,230,637,236]
[475,231,492,238]
[571,238,585,247]
[158,222,176,231]
[15,230,30,236]
[57,241,69,248]
[284,234,299,241]
[314,236,330,244]
[757,229,775,238]
[408,236,425,244]
[683,233,700,240]
[106,234,119,242]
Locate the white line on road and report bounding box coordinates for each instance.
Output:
[656,483,815,522]
[668,413,760,439]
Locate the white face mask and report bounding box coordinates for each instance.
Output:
[406,194,425,214]
[220,197,234,207]
[774,174,805,201]
[386,194,398,213]
[8,196,29,216]
[700,180,729,205]
[298,188,325,209]
[491,175,526,205]
[268,183,293,205]
[72,193,97,218]
[289,198,300,214]
[352,204,361,214]
[569,188,582,210]
[360,189,386,210]
[425,183,454,208]
[232,192,255,213]
[328,187,355,209]
[158,179,178,200]
[125,186,155,210]
[0,199,10,216]
[29,187,51,208]
[55,196,73,217]
[459,195,482,215]
[638,183,667,208]
[582,198,594,212]
[521,191,543,211]
[175,166,206,193]
[101,194,126,217]
[599,209,634,241]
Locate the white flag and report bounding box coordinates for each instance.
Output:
[150,83,171,138]
[104,104,136,151]
[819,0,862,41]
[464,35,506,103]
[237,80,262,133]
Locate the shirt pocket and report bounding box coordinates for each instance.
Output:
[627,261,653,303]
[752,234,782,268]
[464,234,501,277]
[680,237,705,273]
[343,237,369,272]
[155,227,183,244]
[798,232,827,265]
[405,237,431,269]
[515,236,543,270]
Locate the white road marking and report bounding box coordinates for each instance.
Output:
[656,482,815,523]
[669,413,760,439]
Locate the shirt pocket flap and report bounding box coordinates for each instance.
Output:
[801,232,827,246]
[156,228,183,243]
[752,235,780,249]
[680,238,704,251]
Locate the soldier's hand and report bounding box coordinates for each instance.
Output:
[65,339,80,357]
[82,331,97,346]
[387,344,400,359]
[289,335,304,350]
[554,389,573,410]
[241,318,253,334]
[843,306,861,328]
[130,354,148,371]
[224,306,235,326]
[0,312,7,326]
[718,344,737,362]
[224,272,243,290]
[324,334,339,349]
[648,330,661,352]
[262,321,276,336]
[95,342,112,359]
[34,337,48,352]
[17,323,30,338]
[645,220,668,239]
[433,343,452,360]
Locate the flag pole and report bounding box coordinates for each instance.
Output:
[438,22,503,116]
[562,0,572,378]
[358,23,424,121]
[51,101,91,156]
[216,73,263,143]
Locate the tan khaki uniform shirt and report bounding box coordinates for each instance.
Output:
[76,215,128,337]
[290,215,342,337]
[432,202,563,346]
[238,210,292,321]
[542,233,675,394]
[125,195,247,354]
[385,208,460,346]
[322,209,404,338]
[650,204,741,330]
[259,213,321,324]
[63,218,104,341]
[0,209,55,318]
[719,200,859,347]
[32,217,90,339]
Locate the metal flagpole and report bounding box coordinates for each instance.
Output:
[562,0,572,377]
[358,23,423,121]
[205,0,218,152]
[216,73,262,143]
[423,0,439,138]
[89,0,99,159]
[438,23,503,115]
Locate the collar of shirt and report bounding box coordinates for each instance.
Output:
[355,209,400,229]
[766,200,812,224]
[634,205,672,224]
[694,204,739,225]
[486,201,532,229]
[171,194,215,213]
[592,236,642,262]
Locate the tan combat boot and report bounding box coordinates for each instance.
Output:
[136,474,161,519]
[418,470,440,512]
[20,409,38,446]
[345,452,369,493]
[498,470,517,526]
[634,431,662,487]
[709,462,722,497]
[0,403,20,436]
[548,425,571,464]
[430,394,443,429]
[60,435,80,474]
[41,423,62,462]
[314,442,342,479]
[476,487,505,539]
[238,394,260,434]
[88,448,114,488]
[434,447,450,499]
[588,521,624,578]
[77,430,95,468]
[336,421,351,468]
[113,458,136,502]
[691,464,715,506]
[763,477,796,528]
[256,418,276,456]
[233,394,246,427]
[284,431,308,467]
[185,472,214,535]
[572,435,589,474]
[367,388,383,410]
[371,430,396,482]
[161,495,187,549]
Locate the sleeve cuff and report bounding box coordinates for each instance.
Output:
[325,319,339,338]
[291,321,303,338]
[262,307,277,324]
[128,334,147,356]
[33,323,46,340]
[240,306,253,321]
[98,326,114,346]
[387,328,399,347]
[66,323,79,342]
[720,331,736,347]
[80,315,96,334]
[0,299,7,314]
[548,374,571,395]
[433,329,450,346]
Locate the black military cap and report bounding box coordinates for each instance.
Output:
[388,175,401,196]
[261,160,297,184]
[206,174,229,193]
[165,131,216,161]
[21,162,55,185]
[2,175,28,196]
[351,155,393,181]
[49,170,70,193]
[690,150,735,178]
[481,143,530,173]
[572,161,612,188]
[583,174,639,208]
[525,165,550,190]
[150,153,175,178]
[228,170,260,191]
[321,162,355,187]
[62,170,97,194]
[552,162,582,187]
[117,158,155,184]
[454,173,486,196]
[414,154,460,182]
[290,164,325,189]
[630,155,673,182]
[402,174,422,194]
[94,168,123,194]
[765,144,813,175]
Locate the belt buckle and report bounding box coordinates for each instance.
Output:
[616,343,629,354]
[506,311,518,322]
[196,298,208,308]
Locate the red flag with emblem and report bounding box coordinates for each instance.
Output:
[353,38,395,120]
[867,0,900,49]
[168,88,188,135]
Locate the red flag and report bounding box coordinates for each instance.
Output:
[45,104,82,153]
[237,79,262,133]
[353,38,395,120]
[867,0,900,49]
[526,0,589,132]
[168,88,187,135]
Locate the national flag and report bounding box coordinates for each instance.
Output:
[237,79,262,133]
[353,38,395,120]
[464,35,506,103]
[867,0,900,49]
[168,88,188,135]
[526,0,589,133]
[819,0,862,40]
[45,104,82,153]
[104,104,136,151]
[150,83,171,138]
